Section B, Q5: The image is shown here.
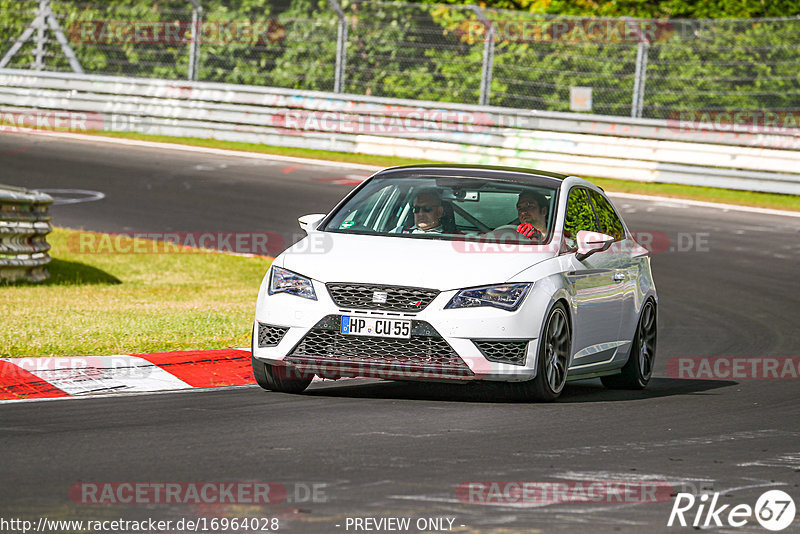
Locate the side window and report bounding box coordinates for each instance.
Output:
[588,190,625,241]
[563,188,599,250]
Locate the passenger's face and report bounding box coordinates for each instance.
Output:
[413,194,443,230]
[517,195,547,228]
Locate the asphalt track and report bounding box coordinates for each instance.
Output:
[1,132,799,533]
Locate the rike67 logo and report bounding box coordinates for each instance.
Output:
[668,489,796,531]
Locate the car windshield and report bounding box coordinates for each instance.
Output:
[322,175,558,243]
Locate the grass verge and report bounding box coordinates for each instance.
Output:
[94,130,800,212]
[1,227,270,358]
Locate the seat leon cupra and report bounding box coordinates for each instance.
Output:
[251,165,657,401]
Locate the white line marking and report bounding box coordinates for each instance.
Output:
[554,471,714,484]
[738,452,800,469]
[13,128,381,171]
[15,128,800,219]
[0,383,257,404]
[36,188,106,205]
[530,430,799,457]
[608,192,800,219]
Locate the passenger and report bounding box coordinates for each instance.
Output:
[514,191,548,239]
[491,191,549,240]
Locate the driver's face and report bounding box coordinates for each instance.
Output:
[413,194,443,230]
[517,195,547,229]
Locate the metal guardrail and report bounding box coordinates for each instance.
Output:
[0,184,53,283]
[1,69,799,195]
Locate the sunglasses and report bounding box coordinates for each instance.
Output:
[412,205,438,213]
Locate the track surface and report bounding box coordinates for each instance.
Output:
[2,132,799,533]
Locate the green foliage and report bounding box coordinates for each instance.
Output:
[267,0,337,91]
[421,0,800,18]
[1,1,797,118]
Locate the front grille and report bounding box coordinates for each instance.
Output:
[473,340,529,366]
[258,322,289,347]
[285,316,472,379]
[326,283,439,313]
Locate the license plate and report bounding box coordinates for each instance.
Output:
[340,316,411,339]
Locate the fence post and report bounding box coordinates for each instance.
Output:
[328,0,347,93]
[187,0,203,81]
[631,40,649,118]
[33,0,48,70]
[468,5,494,106]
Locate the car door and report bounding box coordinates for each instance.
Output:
[562,188,625,369]
[587,189,641,350]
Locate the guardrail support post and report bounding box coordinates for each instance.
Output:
[328,0,347,93]
[187,0,203,81]
[631,41,649,118]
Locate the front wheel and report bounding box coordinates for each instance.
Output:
[511,302,571,402]
[251,331,313,393]
[601,299,656,390]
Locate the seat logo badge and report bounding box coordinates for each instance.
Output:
[372,291,388,303]
[411,300,422,307]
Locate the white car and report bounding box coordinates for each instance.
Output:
[252,165,657,401]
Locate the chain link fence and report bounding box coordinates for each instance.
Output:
[2,0,799,119]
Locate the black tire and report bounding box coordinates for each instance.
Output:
[601,299,656,390]
[251,332,313,394]
[511,302,571,402]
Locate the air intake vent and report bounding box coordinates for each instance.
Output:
[473,340,529,366]
[258,323,289,347]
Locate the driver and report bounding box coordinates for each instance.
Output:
[399,189,445,234]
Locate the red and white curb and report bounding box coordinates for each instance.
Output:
[0,349,258,401]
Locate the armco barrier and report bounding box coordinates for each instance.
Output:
[0,185,53,283]
[1,69,799,195]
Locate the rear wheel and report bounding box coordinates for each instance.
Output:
[601,299,656,390]
[512,302,571,402]
[251,332,313,394]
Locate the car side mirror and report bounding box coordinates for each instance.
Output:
[575,230,615,261]
[298,213,326,234]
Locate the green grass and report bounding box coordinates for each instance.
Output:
[92,131,800,212]
[1,228,270,358]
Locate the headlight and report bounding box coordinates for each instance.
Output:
[445,283,532,311]
[268,266,317,300]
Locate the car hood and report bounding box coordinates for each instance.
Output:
[279,232,556,291]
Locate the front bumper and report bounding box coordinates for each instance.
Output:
[253,278,549,383]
